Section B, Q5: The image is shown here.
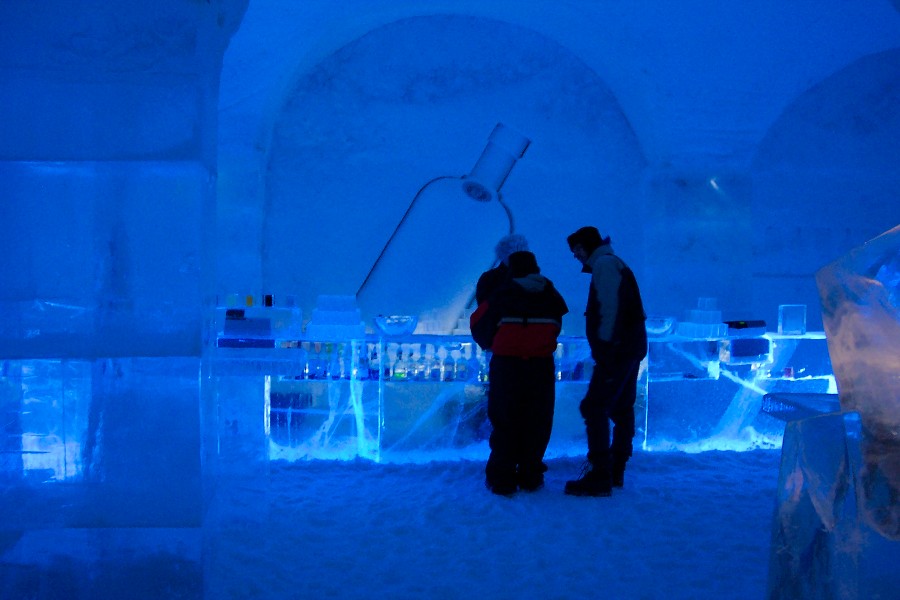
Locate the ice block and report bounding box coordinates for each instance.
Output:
[815,224,900,538]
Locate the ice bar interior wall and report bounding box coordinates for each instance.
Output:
[1,4,244,594]
[225,6,900,334]
[1,0,898,480]
[1,1,900,596]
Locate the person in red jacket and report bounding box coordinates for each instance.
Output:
[471,251,568,496]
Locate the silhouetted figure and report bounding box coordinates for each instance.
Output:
[471,251,568,495]
[564,226,647,497]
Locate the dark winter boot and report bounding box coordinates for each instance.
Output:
[611,458,627,488]
[564,461,612,497]
[486,479,517,497]
[517,473,544,492]
[486,458,517,496]
[517,462,548,492]
[484,477,518,496]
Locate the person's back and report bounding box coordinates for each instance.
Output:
[471,250,568,495]
[485,256,568,358]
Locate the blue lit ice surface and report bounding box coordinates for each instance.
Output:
[7,361,90,483]
[265,377,380,462]
[1,331,834,491]
[766,228,900,599]
[643,332,836,453]
[251,332,834,463]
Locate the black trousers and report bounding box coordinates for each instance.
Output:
[580,357,641,468]
[485,355,555,487]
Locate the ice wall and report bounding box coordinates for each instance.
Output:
[0,1,245,359]
[259,14,646,334]
[0,3,246,597]
[220,2,900,335]
[1,161,211,358]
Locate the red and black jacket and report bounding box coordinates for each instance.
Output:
[470,274,568,358]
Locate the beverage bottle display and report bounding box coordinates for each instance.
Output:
[301,342,311,378]
[392,347,409,381]
[429,345,443,381]
[294,343,310,380]
[321,343,334,379]
[467,346,482,382]
[307,343,321,379]
[477,351,490,383]
[356,342,369,380]
[356,123,530,333]
[368,347,381,381]
[329,344,344,379]
[413,344,428,381]
[442,347,456,382]
[454,346,469,382]
[554,343,566,381]
[382,347,393,380]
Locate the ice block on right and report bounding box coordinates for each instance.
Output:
[815,223,900,539]
[767,224,900,598]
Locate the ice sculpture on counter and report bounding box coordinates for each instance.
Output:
[356,123,529,334]
[304,295,366,341]
[767,224,900,599]
[674,297,728,339]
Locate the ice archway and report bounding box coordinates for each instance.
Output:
[260,15,646,328]
[751,48,900,328]
[218,2,900,332]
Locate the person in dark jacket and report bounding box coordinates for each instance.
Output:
[475,234,530,305]
[471,251,569,496]
[564,226,647,497]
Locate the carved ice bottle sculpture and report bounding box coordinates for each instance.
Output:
[357,123,530,333]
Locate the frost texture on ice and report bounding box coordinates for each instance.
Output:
[767,225,900,598]
[768,413,896,599]
[816,224,900,539]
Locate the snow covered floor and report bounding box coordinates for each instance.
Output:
[205,449,782,599]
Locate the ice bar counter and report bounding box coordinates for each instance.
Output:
[209,301,835,463]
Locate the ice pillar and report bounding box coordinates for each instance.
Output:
[0,3,246,596]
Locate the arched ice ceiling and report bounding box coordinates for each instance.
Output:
[220,1,900,172]
[749,48,900,324]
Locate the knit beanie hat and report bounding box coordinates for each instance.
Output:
[495,234,529,265]
[507,251,540,278]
